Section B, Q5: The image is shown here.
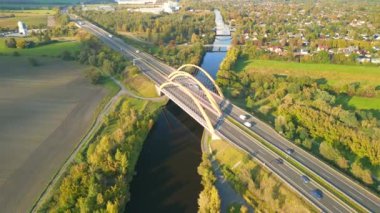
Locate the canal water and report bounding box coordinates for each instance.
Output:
[126,9,231,213]
[125,102,203,213]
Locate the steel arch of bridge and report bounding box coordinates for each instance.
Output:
[168,71,222,116]
[171,64,224,99]
[159,82,215,134]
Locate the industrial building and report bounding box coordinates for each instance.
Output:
[17,21,27,36]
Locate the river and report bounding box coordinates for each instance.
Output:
[125,9,231,213]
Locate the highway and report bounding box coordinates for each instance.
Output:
[76,18,380,212]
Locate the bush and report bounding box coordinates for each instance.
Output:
[5,38,16,48]
[16,39,26,49]
[351,161,373,185]
[12,51,20,56]
[86,68,102,84]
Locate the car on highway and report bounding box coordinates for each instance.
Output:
[286,148,295,155]
[136,50,140,53]
[275,158,284,164]
[108,34,113,38]
[301,175,310,183]
[311,189,323,200]
[239,114,247,120]
[244,121,252,127]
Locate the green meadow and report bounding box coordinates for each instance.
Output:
[0,38,80,56]
[234,59,380,110]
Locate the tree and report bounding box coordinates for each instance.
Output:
[106,201,118,213]
[191,33,200,43]
[5,38,16,48]
[351,161,373,185]
[102,59,114,74]
[16,39,26,49]
[86,69,102,84]
[198,154,221,213]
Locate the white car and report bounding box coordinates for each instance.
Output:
[108,34,113,38]
[136,50,140,53]
[239,114,247,120]
[244,121,252,128]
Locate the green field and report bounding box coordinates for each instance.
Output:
[348,95,380,110]
[124,73,159,98]
[234,59,380,87]
[0,38,80,56]
[0,9,54,28]
[234,59,380,110]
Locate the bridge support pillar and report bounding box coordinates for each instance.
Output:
[155,84,162,96]
[210,131,221,141]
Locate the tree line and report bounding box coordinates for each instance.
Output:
[76,9,215,45]
[197,154,221,213]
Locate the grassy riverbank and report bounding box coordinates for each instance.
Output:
[210,139,316,212]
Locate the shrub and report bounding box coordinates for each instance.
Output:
[351,161,373,185]
[16,39,26,49]
[86,68,102,84]
[5,38,16,48]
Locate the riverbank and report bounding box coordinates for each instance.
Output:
[201,131,251,213]
[209,136,316,212]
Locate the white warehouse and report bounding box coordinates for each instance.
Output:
[17,21,27,36]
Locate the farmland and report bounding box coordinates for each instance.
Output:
[0,9,54,29]
[0,56,108,212]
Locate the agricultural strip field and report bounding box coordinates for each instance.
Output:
[0,56,108,212]
[0,9,54,29]
[234,59,380,110]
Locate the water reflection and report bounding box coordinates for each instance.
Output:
[125,102,203,213]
